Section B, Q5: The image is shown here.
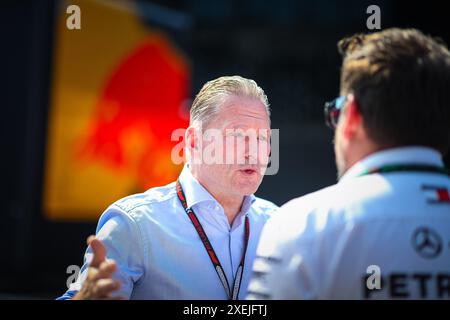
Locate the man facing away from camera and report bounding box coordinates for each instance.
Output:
[58,75,278,300]
[248,28,450,299]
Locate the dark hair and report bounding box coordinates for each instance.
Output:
[338,28,450,154]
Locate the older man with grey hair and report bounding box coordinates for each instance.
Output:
[58,75,278,300]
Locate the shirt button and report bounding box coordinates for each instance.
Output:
[214,206,219,211]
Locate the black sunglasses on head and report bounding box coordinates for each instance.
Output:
[324,96,347,130]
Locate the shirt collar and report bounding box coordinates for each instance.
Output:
[339,146,444,183]
[178,164,256,213]
[240,193,257,215]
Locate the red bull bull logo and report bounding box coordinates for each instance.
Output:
[44,0,190,220]
[75,34,190,189]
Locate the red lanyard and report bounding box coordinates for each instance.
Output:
[176,180,250,300]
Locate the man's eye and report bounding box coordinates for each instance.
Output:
[258,136,268,141]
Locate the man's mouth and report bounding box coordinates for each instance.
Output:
[239,167,258,175]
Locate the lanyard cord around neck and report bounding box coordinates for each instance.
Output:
[176,180,250,300]
[357,164,450,177]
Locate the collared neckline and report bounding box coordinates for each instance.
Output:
[178,165,256,213]
[339,146,444,183]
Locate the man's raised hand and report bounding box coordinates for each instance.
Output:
[72,236,123,300]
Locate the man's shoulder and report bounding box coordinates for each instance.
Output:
[110,181,177,214]
[270,175,396,240]
[94,182,181,235]
[281,182,347,215]
[266,185,337,238]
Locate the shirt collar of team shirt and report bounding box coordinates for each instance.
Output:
[338,146,444,184]
[178,164,257,218]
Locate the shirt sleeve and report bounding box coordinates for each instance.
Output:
[57,205,146,299]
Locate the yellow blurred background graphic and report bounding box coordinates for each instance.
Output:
[44,0,190,220]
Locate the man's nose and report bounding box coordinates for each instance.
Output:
[244,136,258,164]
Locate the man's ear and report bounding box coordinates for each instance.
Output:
[341,95,363,140]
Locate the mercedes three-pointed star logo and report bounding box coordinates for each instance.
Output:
[411,227,443,259]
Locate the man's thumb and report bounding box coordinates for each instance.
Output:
[87,236,106,268]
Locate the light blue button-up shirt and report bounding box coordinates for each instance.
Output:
[58,165,278,299]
